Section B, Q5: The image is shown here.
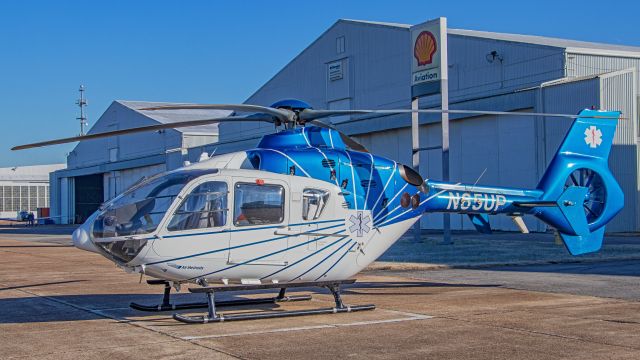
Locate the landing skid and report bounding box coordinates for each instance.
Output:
[130,279,312,312]
[173,279,376,324]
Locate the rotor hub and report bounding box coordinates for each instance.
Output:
[270,99,312,112]
[270,99,312,126]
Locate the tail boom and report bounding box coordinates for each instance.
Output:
[419,109,623,255]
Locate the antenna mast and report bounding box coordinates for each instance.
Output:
[76,85,88,136]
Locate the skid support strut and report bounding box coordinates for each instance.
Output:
[130,279,311,312]
[173,279,375,324]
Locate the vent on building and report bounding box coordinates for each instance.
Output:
[336,36,345,54]
[321,159,336,168]
[361,179,377,188]
[342,201,350,208]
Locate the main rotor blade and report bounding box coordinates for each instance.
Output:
[139,104,293,123]
[308,120,369,153]
[12,116,274,150]
[299,108,620,121]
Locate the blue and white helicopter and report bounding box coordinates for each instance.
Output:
[13,100,624,323]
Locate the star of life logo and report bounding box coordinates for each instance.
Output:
[584,126,603,149]
[348,211,371,237]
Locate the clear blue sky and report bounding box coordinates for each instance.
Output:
[1,0,638,167]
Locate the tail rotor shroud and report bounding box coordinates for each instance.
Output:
[563,168,606,225]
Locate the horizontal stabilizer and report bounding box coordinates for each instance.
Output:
[513,201,556,208]
[554,186,605,255]
[556,186,590,237]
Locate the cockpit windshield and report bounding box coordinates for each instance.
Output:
[92,169,217,239]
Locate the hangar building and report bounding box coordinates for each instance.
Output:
[49,101,229,223]
[199,19,640,232]
[51,19,640,232]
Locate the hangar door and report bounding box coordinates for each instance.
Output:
[74,174,104,224]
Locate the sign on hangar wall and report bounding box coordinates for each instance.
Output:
[410,17,447,98]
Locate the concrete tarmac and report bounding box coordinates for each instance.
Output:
[1,232,639,359]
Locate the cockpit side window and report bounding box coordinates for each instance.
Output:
[233,182,284,226]
[167,181,228,231]
[302,188,330,221]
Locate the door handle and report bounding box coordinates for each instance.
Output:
[274,226,301,235]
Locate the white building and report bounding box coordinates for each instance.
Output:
[51,19,640,232]
[0,164,65,219]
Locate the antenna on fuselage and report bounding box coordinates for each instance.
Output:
[470,168,488,192]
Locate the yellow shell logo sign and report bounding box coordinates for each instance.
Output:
[414,31,437,66]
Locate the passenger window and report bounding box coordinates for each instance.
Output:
[302,189,330,220]
[167,181,228,231]
[234,183,284,226]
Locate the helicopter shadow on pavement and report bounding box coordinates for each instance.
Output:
[0,280,500,324]
[343,280,500,297]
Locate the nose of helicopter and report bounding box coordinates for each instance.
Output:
[72,217,100,253]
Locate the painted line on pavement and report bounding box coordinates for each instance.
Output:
[181,311,432,340]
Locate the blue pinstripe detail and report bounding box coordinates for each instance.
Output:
[187,226,346,280]
[314,241,356,280]
[343,151,358,210]
[259,230,348,280]
[154,219,343,240]
[289,237,353,281]
[369,162,396,215]
[144,222,344,266]
[373,183,408,222]
[145,235,289,266]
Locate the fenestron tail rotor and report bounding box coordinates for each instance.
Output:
[563,168,607,224]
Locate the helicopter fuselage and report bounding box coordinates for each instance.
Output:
[73,127,432,284]
[71,109,626,285]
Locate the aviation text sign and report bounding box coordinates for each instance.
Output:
[410,17,447,97]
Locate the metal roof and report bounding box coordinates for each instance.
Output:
[117,100,233,135]
[340,19,640,55]
[0,163,65,182]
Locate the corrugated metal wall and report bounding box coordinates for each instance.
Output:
[600,69,638,231]
[220,20,567,141]
[356,112,539,232]
[566,53,639,231]
[448,35,565,101]
[567,53,640,87]
[539,78,601,169]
